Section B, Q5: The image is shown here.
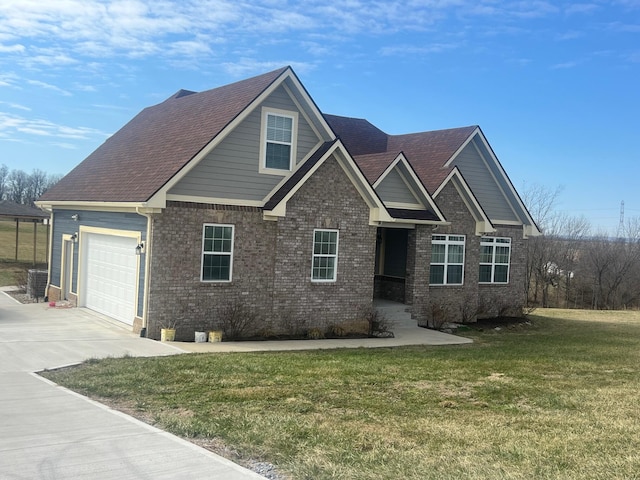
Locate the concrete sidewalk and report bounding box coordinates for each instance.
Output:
[0,289,266,480]
[175,299,473,353]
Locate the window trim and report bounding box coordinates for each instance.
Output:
[259,107,298,175]
[201,223,234,283]
[311,229,339,283]
[430,234,465,286]
[479,236,511,284]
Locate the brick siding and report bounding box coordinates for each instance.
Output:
[146,156,376,340]
[408,182,528,326]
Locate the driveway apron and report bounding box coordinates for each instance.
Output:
[0,293,266,480]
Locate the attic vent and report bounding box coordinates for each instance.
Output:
[173,89,197,99]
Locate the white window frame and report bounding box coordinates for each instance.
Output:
[479,236,511,284]
[201,224,234,283]
[430,234,465,286]
[311,229,339,282]
[259,107,298,175]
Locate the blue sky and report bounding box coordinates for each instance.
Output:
[0,0,638,234]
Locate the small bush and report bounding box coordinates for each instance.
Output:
[218,301,262,340]
[306,328,324,339]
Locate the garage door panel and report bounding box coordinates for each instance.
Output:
[83,233,138,325]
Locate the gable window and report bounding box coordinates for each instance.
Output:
[479,237,511,283]
[201,224,234,282]
[430,234,465,285]
[260,108,297,173]
[312,229,339,282]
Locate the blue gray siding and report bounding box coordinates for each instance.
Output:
[169,85,323,201]
[452,140,518,222]
[50,209,147,317]
[376,168,420,205]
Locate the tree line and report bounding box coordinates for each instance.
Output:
[525,185,640,311]
[0,164,62,206]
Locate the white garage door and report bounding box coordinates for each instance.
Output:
[83,233,138,325]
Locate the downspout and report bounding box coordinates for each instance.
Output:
[39,205,54,301]
[136,207,154,337]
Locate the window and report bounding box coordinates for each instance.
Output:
[312,229,339,282]
[261,109,297,172]
[430,234,465,285]
[201,224,234,282]
[479,237,511,283]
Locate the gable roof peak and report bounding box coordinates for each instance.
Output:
[39,66,293,204]
[170,89,198,99]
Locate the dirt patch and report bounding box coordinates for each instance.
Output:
[3,288,44,304]
[466,316,533,331]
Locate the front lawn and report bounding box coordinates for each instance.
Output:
[41,309,640,479]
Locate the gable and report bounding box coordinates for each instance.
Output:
[38,67,290,205]
[376,168,422,206]
[450,139,519,222]
[168,84,325,204]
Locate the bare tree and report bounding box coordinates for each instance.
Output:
[24,169,48,206]
[584,219,640,309]
[522,183,563,306]
[0,164,8,200]
[6,169,30,204]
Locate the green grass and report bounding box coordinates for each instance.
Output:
[42,309,640,479]
[0,219,49,286]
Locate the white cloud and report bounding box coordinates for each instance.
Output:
[565,3,599,15]
[551,60,581,69]
[26,79,72,96]
[0,43,25,52]
[0,101,31,111]
[379,43,459,56]
[0,0,567,68]
[221,58,316,77]
[50,141,77,149]
[0,111,108,142]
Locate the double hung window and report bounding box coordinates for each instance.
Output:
[312,229,339,282]
[261,109,297,172]
[430,234,465,285]
[201,224,234,282]
[479,237,511,283]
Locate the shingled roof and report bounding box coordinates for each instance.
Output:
[325,114,477,193]
[39,67,290,203]
[0,200,49,220]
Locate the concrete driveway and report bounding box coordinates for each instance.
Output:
[0,290,267,480]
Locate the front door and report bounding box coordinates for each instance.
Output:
[374,227,409,302]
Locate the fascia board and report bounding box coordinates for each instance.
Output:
[34,201,150,213]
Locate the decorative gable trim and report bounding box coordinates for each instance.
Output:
[434,167,496,236]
